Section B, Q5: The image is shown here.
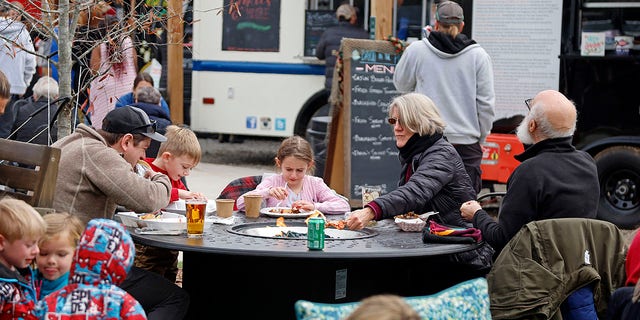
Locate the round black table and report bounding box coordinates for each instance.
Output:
[130,212,485,319]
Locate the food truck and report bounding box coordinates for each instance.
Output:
[190,0,640,227]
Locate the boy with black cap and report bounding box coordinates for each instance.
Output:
[394,0,495,196]
[52,105,170,223]
[51,105,190,319]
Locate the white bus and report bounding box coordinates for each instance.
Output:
[189,0,430,142]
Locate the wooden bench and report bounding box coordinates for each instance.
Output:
[0,139,61,209]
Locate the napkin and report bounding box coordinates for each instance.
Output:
[209,215,235,225]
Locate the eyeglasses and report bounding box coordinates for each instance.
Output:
[524,98,533,110]
[387,117,400,125]
[129,120,157,135]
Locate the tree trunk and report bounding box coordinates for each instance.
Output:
[57,0,73,138]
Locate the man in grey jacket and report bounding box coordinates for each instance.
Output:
[393,1,495,195]
[52,106,171,223]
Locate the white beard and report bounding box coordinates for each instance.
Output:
[516,117,535,145]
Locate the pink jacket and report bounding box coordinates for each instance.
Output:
[236,174,350,215]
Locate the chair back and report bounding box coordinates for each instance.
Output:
[0,139,61,208]
[217,175,263,210]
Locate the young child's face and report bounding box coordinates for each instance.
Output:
[278,156,310,187]
[36,233,75,281]
[162,154,197,182]
[0,236,40,270]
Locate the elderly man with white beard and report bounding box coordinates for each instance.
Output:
[459,89,599,257]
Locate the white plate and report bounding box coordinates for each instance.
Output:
[163,199,216,214]
[117,211,213,232]
[260,207,314,218]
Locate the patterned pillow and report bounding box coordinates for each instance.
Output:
[294,277,491,320]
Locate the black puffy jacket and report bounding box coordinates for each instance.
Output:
[370,136,476,227]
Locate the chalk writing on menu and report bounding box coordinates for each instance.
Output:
[349,49,402,200]
[304,10,338,57]
[221,0,281,52]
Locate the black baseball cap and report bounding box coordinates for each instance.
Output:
[102,106,167,142]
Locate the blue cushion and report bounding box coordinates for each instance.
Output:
[294,277,491,320]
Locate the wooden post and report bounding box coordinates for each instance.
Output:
[167,0,184,124]
[371,0,393,40]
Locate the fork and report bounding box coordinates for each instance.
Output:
[275,182,288,208]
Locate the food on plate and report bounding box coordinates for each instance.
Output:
[270,207,293,214]
[394,212,421,220]
[276,217,286,227]
[140,213,158,220]
[269,206,302,214]
[326,220,347,230]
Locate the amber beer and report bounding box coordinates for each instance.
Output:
[186,199,207,238]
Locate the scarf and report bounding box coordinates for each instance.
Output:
[38,271,69,298]
[398,132,443,166]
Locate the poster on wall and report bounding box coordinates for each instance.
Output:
[472,0,562,121]
[222,0,281,52]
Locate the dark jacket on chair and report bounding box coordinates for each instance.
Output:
[487,218,627,319]
[10,97,59,145]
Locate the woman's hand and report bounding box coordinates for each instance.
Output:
[269,187,288,201]
[291,200,314,212]
[346,208,375,230]
[460,200,482,221]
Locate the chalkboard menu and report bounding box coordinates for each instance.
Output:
[304,10,338,57]
[325,39,403,207]
[221,0,280,52]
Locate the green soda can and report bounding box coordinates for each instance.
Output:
[307,217,325,250]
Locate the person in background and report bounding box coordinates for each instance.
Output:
[130,86,172,157]
[116,72,170,116]
[345,294,421,320]
[0,197,46,319]
[33,212,84,300]
[315,3,369,92]
[460,90,599,256]
[393,1,495,195]
[0,5,37,138]
[607,230,640,319]
[236,135,350,215]
[88,14,137,129]
[33,218,147,319]
[137,125,204,283]
[345,93,493,270]
[9,76,60,145]
[0,70,10,114]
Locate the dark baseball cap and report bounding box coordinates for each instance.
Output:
[102,106,166,142]
[436,1,464,24]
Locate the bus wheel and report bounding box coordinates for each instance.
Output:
[594,146,640,229]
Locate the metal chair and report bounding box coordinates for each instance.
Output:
[0,139,61,209]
